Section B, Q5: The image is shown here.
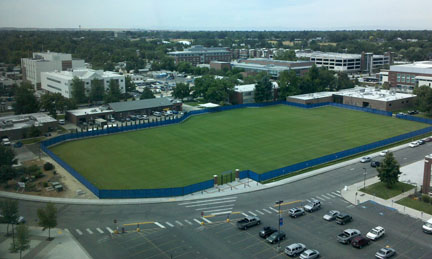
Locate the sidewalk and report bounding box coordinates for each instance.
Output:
[0,142,412,205]
[341,176,432,222]
[0,224,91,259]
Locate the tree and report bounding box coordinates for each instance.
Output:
[13,82,39,114]
[89,79,105,103]
[11,224,30,259]
[172,83,190,100]
[278,70,300,100]
[37,203,57,240]
[0,145,17,184]
[254,75,273,102]
[71,77,87,104]
[377,152,401,188]
[40,93,76,116]
[413,85,432,116]
[0,200,18,236]
[28,125,41,138]
[140,87,155,99]
[104,80,122,103]
[274,50,297,61]
[125,76,136,93]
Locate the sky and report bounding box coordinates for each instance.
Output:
[1,0,432,30]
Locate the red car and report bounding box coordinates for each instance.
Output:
[423,137,432,143]
[351,236,370,248]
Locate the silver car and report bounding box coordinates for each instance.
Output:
[300,249,320,259]
[375,247,396,258]
[289,207,305,218]
[285,243,306,256]
[323,210,340,221]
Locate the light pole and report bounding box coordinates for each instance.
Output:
[275,200,283,252]
[363,167,367,190]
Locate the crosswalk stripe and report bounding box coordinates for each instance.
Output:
[202,207,234,213]
[165,222,174,227]
[248,211,257,216]
[202,217,212,223]
[64,228,70,233]
[320,194,331,200]
[336,190,341,194]
[86,228,93,234]
[76,229,83,235]
[262,209,272,214]
[106,227,114,233]
[316,196,325,201]
[306,199,311,202]
[175,220,183,226]
[184,220,193,225]
[154,222,166,229]
[241,212,249,217]
[179,197,237,205]
[326,193,335,198]
[96,228,104,234]
[211,211,232,216]
[332,192,342,197]
[185,200,237,208]
[342,200,350,204]
[269,207,279,213]
[256,210,264,215]
[195,204,234,211]
[193,219,202,225]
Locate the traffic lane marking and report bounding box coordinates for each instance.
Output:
[96,228,104,234]
[202,217,212,223]
[86,228,93,234]
[178,196,237,205]
[154,222,165,229]
[123,221,155,226]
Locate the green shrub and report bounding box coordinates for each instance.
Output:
[43,162,54,171]
[43,182,48,187]
[422,194,430,203]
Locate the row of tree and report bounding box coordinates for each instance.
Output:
[70,77,124,104]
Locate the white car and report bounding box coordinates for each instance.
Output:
[366,226,385,240]
[360,156,371,163]
[409,141,420,148]
[323,210,340,221]
[379,150,389,156]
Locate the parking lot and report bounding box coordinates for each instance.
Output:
[72,197,432,259]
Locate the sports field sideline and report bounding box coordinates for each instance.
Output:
[51,105,428,189]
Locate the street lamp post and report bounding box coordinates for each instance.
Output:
[275,200,283,252]
[363,168,367,190]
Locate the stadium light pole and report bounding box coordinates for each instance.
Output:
[275,200,283,252]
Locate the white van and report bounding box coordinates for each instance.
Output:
[423,218,432,234]
[58,119,65,125]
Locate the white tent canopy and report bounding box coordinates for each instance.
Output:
[198,103,220,108]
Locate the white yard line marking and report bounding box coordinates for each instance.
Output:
[154,222,166,229]
[179,197,237,205]
[241,212,249,217]
[256,210,264,215]
[262,209,272,214]
[248,211,257,216]
[76,229,83,235]
[106,227,114,234]
[326,193,335,198]
[211,211,232,216]
[321,194,331,200]
[184,220,193,225]
[316,196,325,201]
[202,217,212,223]
[96,228,104,234]
[175,221,183,226]
[203,208,234,213]
[195,204,234,211]
[269,207,279,213]
[86,228,93,234]
[165,222,174,227]
[332,192,342,197]
[185,200,237,208]
[193,219,202,225]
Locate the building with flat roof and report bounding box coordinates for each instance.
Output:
[41,68,125,99]
[389,61,432,93]
[296,51,391,73]
[0,113,58,140]
[230,82,279,104]
[168,45,231,66]
[287,87,415,112]
[231,58,312,78]
[21,51,85,90]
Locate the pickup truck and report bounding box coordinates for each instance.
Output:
[236,216,261,230]
[337,229,361,244]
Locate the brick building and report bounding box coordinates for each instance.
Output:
[168,45,231,66]
[388,61,432,93]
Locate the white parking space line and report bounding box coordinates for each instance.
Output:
[165,222,174,227]
[185,200,237,208]
[154,222,165,229]
[175,220,183,226]
[248,211,257,216]
[193,219,202,225]
[332,192,342,197]
[326,193,335,198]
[316,196,325,201]
[195,204,234,211]
[269,207,279,213]
[184,220,193,225]
[202,217,212,223]
[106,227,114,234]
[211,211,232,216]
[256,210,264,215]
[179,197,237,205]
[76,229,83,235]
[262,209,272,214]
[241,212,249,217]
[96,228,104,234]
[320,194,331,200]
[86,228,93,234]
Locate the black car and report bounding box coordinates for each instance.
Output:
[259,226,277,238]
[371,161,381,168]
[266,231,286,244]
[418,139,425,145]
[336,214,352,225]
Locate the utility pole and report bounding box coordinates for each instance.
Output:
[275,200,283,252]
[363,167,367,190]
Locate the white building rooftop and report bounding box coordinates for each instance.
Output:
[390,61,432,75]
[0,113,57,131]
[234,84,256,92]
[68,106,114,117]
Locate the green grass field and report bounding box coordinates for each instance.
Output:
[51,105,428,189]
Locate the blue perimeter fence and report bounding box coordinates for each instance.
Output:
[41,101,432,198]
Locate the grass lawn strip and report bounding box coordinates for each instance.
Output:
[397,197,432,215]
[361,181,415,200]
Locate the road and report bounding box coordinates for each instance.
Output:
[16,143,432,258]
